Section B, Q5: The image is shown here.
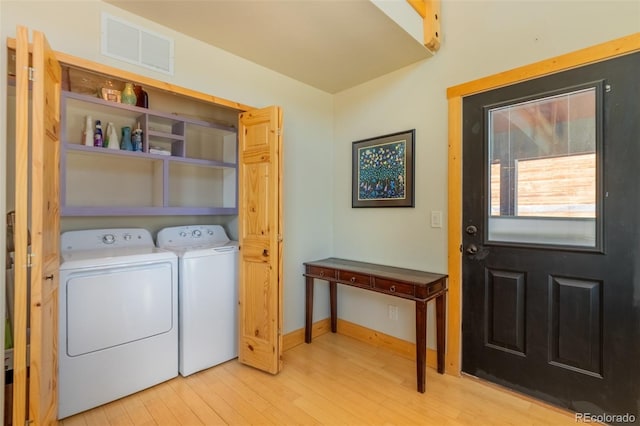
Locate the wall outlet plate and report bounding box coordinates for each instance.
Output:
[388,304,399,321]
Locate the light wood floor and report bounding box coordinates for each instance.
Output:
[60,333,577,425]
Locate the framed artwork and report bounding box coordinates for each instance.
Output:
[352,129,415,208]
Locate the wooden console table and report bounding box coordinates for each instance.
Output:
[303,257,448,393]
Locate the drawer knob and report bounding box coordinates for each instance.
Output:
[320,270,325,277]
[390,285,396,292]
[350,276,356,283]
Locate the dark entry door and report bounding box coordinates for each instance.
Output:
[462,52,640,419]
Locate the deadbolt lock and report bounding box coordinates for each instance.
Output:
[465,225,478,235]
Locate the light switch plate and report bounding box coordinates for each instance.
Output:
[431,211,443,228]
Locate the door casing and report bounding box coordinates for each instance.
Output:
[445,32,640,376]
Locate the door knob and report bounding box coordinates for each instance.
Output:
[465,225,478,235]
[466,244,478,255]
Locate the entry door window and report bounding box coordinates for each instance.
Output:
[487,84,602,249]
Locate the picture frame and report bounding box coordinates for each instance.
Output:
[352,129,415,208]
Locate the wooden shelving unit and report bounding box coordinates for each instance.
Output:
[60,91,238,216]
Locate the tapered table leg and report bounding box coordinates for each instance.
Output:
[436,291,446,374]
[415,299,427,393]
[330,281,337,333]
[305,276,314,343]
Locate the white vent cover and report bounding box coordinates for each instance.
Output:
[101,13,174,75]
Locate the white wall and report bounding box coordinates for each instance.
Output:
[0,0,335,334]
[333,0,639,345]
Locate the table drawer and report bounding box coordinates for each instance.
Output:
[307,266,336,279]
[415,279,445,299]
[338,270,371,288]
[428,280,444,295]
[374,278,415,297]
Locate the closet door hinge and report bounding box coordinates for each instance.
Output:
[28,66,35,81]
[27,253,34,268]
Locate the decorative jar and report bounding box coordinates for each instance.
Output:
[121,83,137,105]
[133,85,149,108]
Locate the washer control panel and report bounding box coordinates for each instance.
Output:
[61,228,154,251]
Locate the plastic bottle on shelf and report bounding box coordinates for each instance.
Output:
[93,120,104,147]
[83,115,93,146]
[132,122,143,152]
[106,122,120,150]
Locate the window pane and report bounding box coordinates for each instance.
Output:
[487,87,598,247]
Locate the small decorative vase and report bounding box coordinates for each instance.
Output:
[133,85,149,108]
[121,83,137,106]
[121,126,133,151]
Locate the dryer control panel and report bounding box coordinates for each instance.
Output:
[157,225,231,248]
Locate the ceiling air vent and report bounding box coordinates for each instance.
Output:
[101,13,174,75]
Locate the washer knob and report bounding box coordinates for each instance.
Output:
[192,229,202,237]
[179,231,188,238]
[102,234,116,244]
[123,234,132,241]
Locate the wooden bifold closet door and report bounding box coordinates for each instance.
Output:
[237,106,283,374]
[13,25,61,425]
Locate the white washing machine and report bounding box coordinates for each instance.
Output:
[156,225,238,376]
[58,228,178,419]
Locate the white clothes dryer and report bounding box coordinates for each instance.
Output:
[58,228,178,419]
[156,225,238,376]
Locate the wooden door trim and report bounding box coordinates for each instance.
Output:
[445,32,640,375]
[13,25,30,426]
